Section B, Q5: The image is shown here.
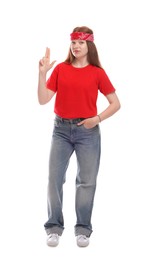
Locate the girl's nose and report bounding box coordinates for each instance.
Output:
[75,42,80,47]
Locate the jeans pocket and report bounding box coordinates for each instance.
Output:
[82,124,98,131]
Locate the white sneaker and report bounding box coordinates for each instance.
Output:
[76,235,89,247]
[47,233,60,247]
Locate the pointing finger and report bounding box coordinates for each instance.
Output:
[45,47,50,59]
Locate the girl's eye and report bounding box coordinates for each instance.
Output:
[71,41,85,45]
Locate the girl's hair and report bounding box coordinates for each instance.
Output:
[64,26,102,68]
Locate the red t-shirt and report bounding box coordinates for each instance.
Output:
[46,62,115,118]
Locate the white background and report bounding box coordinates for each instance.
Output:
[0,0,152,259]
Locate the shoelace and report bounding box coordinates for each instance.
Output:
[48,233,58,239]
[78,235,87,240]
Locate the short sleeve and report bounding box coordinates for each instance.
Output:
[46,64,59,92]
[98,68,116,95]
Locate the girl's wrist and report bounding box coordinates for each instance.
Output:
[97,114,101,123]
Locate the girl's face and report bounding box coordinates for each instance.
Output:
[70,40,88,59]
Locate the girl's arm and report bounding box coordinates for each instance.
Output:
[78,92,121,128]
[38,47,56,105]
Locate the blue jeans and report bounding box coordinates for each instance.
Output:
[44,115,101,237]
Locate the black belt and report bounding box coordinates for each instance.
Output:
[56,115,85,124]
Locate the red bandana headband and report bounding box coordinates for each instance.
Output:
[70,32,94,42]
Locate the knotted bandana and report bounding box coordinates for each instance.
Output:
[70,32,94,42]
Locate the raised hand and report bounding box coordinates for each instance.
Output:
[39,47,56,74]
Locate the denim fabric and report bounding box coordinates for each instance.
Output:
[44,115,101,237]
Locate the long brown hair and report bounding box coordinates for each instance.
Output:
[64,26,102,68]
